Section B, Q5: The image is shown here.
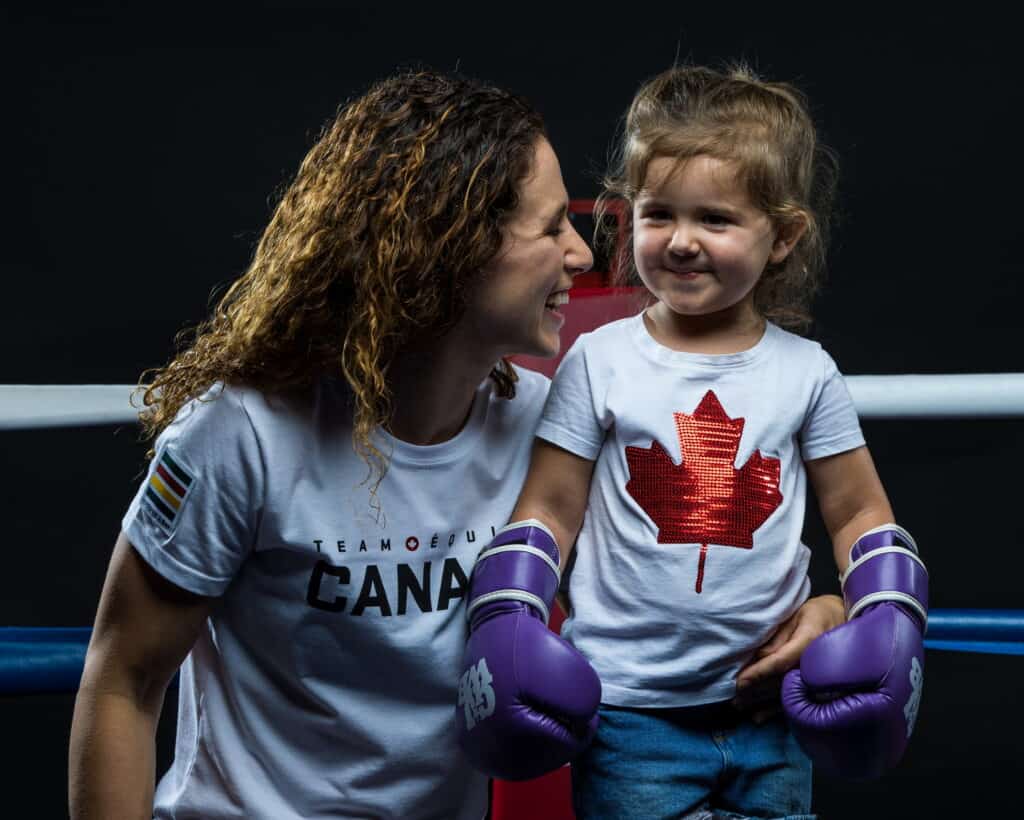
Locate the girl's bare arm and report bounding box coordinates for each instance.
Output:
[509,438,596,564]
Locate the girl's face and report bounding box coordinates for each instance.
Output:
[466,137,593,358]
[633,155,796,326]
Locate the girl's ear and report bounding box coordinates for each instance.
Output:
[769,216,808,264]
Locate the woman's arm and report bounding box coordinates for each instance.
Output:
[806,445,895,573]
[509,438,597,564]
[69,532,216,820]
[733,594,845,719]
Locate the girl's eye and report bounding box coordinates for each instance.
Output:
[642,209,671,221]
[702,213,730,226]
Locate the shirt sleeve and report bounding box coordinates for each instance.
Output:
[800,351,866,461]
[535,335,607,460]
[121,386,265,596]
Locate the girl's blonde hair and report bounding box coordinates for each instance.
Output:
[138,70,545,494]
[598,63,838,332]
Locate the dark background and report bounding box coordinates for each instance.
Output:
[2,4,1020,817]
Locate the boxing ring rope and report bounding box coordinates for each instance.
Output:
[3,373,1024,695]
[4,610,1022,696]
[5,373,1024,430]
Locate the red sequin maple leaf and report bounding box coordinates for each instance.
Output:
[625,390,782,593]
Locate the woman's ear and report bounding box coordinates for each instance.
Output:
[769,216,809,264]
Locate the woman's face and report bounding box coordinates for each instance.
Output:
[464,137,593,359]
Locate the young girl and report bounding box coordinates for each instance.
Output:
[456,65,929,817]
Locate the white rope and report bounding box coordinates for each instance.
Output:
[0,385,141,430]
[3,373,1024,430]
[847,373,1024,419]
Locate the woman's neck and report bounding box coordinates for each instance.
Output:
[385,332,498,446]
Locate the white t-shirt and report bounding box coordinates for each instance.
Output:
[122,366,549,820]
[536,314,864,708]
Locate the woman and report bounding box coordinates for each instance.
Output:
[68,69,843,819]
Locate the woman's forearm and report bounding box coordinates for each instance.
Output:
[69,683,163,820]
[69,535,211,818]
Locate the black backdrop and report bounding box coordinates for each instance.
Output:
[2,5,1021,817]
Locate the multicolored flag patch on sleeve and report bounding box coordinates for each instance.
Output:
[142,448,196,530]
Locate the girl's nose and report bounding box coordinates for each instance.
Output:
[668,225,699,257]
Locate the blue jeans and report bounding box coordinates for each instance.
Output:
[572,702,814,820]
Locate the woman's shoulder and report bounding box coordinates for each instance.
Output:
[164,380,335,443]
[162,382,249,433]
[507,364,551,407]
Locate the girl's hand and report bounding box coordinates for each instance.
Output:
[731,594,845,723]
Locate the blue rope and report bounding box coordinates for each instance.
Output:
[923,639,1024,656]
[4,609,1023,695]
[926,609,1024,642]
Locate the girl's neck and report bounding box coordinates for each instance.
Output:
[644,299,766,355]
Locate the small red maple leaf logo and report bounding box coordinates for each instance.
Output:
[625,390,782,593]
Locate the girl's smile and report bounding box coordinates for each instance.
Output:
[630,154,806,355]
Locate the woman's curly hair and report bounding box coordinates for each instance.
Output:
[138,70,546,493]
[596,63,838,333]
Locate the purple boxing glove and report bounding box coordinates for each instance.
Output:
[782,524,928,779]
[456,519,601,781]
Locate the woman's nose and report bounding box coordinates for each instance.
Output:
[567,224,594,275]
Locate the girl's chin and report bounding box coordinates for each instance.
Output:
[656,294,734,318]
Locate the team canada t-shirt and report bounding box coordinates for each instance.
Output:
[123,367,549,819]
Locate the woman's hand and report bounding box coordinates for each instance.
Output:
[732,594,845,723]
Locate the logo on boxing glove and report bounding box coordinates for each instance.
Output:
[458,657,496,730]
[903,656,923,738]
